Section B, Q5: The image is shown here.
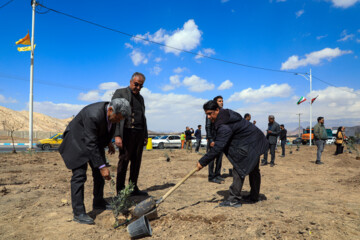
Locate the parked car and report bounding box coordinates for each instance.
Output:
[292,137,302,145]
[152,135,181,149]
[36,133,63,150]
[191,136,208,147]
[326,137,336,145]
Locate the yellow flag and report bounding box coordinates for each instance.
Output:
[17,44,36,52]
[16,32,31,45]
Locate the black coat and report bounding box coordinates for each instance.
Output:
[59,102,116,170]
[199,109,268,178]
[266,121,280,144]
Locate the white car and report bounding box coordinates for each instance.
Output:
[326,137,336,144]
[152,135,181,149]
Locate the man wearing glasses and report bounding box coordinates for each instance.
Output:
[112,72,149,196]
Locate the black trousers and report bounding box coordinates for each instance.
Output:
[116,128,145,193]
[281,140,286,156]
[229,160,261,201]
[71,161,104,215]
[207,142,223,180]
[195,139,201,152]
[263,144,276,164]
[335,143,344,155]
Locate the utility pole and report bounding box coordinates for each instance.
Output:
[296,113,302,137]
[309,68,312,146]
[29,0,36,149]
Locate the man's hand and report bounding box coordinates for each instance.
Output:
[253,120,256,125]
[100,167,111,180]
[268,130,272,134]
[210,142,215,148]
[115,136,123,149]
[108,143,115,155]
[144,138,148,146]
[196,162,203,171]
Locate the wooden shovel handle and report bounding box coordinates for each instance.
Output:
[156,168,198,205]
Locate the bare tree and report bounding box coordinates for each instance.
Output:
[3,119,23,154]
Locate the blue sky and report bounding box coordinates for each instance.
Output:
[0,0,359,132]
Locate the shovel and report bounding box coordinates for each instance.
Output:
[133,167,198,218]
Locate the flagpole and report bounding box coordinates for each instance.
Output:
[309,68,312,146]
[29,0,36,150]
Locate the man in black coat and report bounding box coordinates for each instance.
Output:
[261,115,280,167]
[185,126,194,152]
[197,100,268,207]
[111,72,148,196]
[59,98,131,224]
[279,124,287,157]
[206,95,224,184]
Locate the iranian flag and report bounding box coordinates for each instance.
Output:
[297,96,306,105]
[311,95,319,104]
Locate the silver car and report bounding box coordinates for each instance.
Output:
[152,135,182,149]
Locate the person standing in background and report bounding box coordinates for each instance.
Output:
[261,115,280,167]
[180,132,185,149]
[279,124,287,157]
[194,125,202,153]
[313,117,328,165]
[185,126,194,152]
[334,126,345,155]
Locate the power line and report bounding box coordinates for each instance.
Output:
[312,75,360,96]
[37,3,304,75]
[0,0,14,9]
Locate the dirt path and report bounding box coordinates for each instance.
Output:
[1,145,359,239]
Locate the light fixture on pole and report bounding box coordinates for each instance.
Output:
[295,69,313,146]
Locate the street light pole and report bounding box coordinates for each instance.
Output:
[29,0,36,149]
[296,113,302,138]
[309,68,312,146]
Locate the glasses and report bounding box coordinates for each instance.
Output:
[134,82,143,88]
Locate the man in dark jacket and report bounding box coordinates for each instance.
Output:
[194,125,202,153]
[206,96,225,184]
[279,124,287,157]
[185,126,194,152]
[313,116,328,165]
[261,115,280,167]
[112,72,149,196]
[197,100,268,207]
[59,98,131,224]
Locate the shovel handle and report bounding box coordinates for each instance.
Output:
[156,168,198,205]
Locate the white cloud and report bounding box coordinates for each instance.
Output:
[0,94,17,103]
[78,90,100,101]
[154,57,162,63]
[183,75,215,92]
[281,47,352,70]
[173,67,187,73]
[218,80,233,90]
[162,75,182,91]
[316,35,328,40]
[356,39,360,43]
[99,82,121,90]
[338,30,355,42]
[150,65,162,75]
[195,48,216,60]
[228,83,292,102]
[132,19,202,56]
[33,101,85,119]
[124,43,133,49]
[330,0,360,8]
[295,9,304,18]
[130,49,148,66]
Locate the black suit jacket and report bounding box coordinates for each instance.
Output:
[59,102,116,170]
[111,87,148,139]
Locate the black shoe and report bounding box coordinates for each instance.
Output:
[218,200,242,208]
[270,163,275,167]
[131,186,149,196]
[315,161,324,165]
[261,161,268,166]
[209,178,223,184]
[73,213,94,225]
[216,176,225,182]
[242,195,259,203]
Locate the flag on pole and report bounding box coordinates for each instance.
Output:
[17,45,36,52]
[311,95,319,104]
[297,96,307,105]
[15,32,31,45]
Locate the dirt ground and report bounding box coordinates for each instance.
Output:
[1,144,359,240]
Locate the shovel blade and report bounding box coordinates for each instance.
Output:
[133,197,156,218]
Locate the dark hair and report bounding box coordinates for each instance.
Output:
[280,124,284,127]
[244,113,250,118]
[203,100,219,111]
[198,125,201,128]
[213,95,223,102]
[317,117,324,122]
[337,126,342,132]
[131,72,145,81]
